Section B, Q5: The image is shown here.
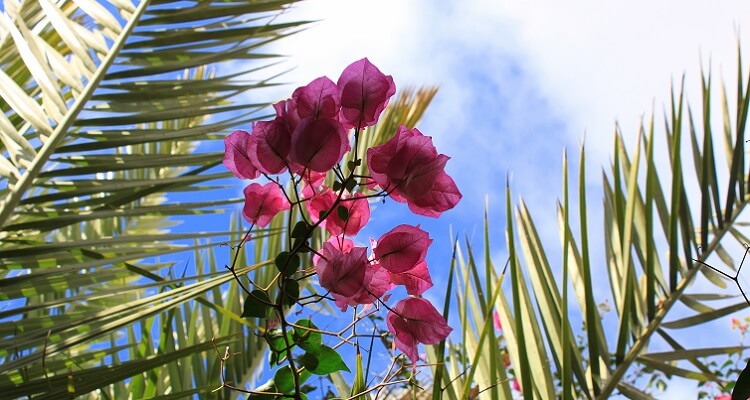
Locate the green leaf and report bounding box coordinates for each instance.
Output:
[351,353,367,399]
[291,220,310,239]
[266,329,294,365]
[293,319,322,354]
[273,366,295,394]
[281,279,299,307]
[293,237,310,253]
[347,159,361,172]
[332,181,342,191]
[274,251,300,277]
[302,345,350,375]
[241,290,271,319]
[273,366,311,394]
[336,205,349,221]
[299,352,319,371]
[345,178,357,192]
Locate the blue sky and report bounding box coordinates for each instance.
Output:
[223,1,750,397]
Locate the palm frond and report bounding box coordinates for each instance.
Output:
[0,0,308,397]
[430,47,750,399]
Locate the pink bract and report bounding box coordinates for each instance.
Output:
[312,236,354,266]
[299,170,327,198]
[333,263,394,312]
[307,190,370,236]
[337,58,396,129]
[386,297,452,365]
[388,260,433,296]
[290,117,350,172]
[292,76,341,120]
[374,224,432,274]
[223,130,260,180]
[307,188,336,225]
[242,182,290,227]
[247,118,291,174]
[367,125,461,217]
[315,243,368,298]
[335,194,371,236]
[406,171,462,218]
[273,99,300,132]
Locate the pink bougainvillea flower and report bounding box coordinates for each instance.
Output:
[307,190,370,236]
[307,188,337,224]
[290,117,350,172]
[374,224,432,274]
[367,125,461,217]
[292,76,341,120]
[273,99,300,132]
[312,236,392,311]
[334,262,394,311]
[312,236,354,266]
[315,242,367,298]
[223,130,260,180]
[405,171,462,218]
[364,263,395,299]
[386,297,452,364]
[493,310,503,331]
[337,58,396,129]
[334,194,371,236]
[242,182,290,227]
[299,169,327,198]
[366,125,443,196]
[247,118,291,174]
[388,260,433,296]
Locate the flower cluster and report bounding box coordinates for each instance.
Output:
[223,58,461,371]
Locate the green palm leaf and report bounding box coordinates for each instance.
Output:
[0,1,309,398]
[430,47,750,399]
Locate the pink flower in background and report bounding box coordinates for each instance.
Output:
[242,182,290,227]
[223,130,260,180]
[315,243,368,298]
[337,58,396,129]
[386,297,452,364]
[292,76,341,120]
[247,118,291,174]
[714,394,731,400]
[512,379,522,392]
[493,310,503,331]
[367,125,461,217]
[374,224,432,274]
[290,117,350,172]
